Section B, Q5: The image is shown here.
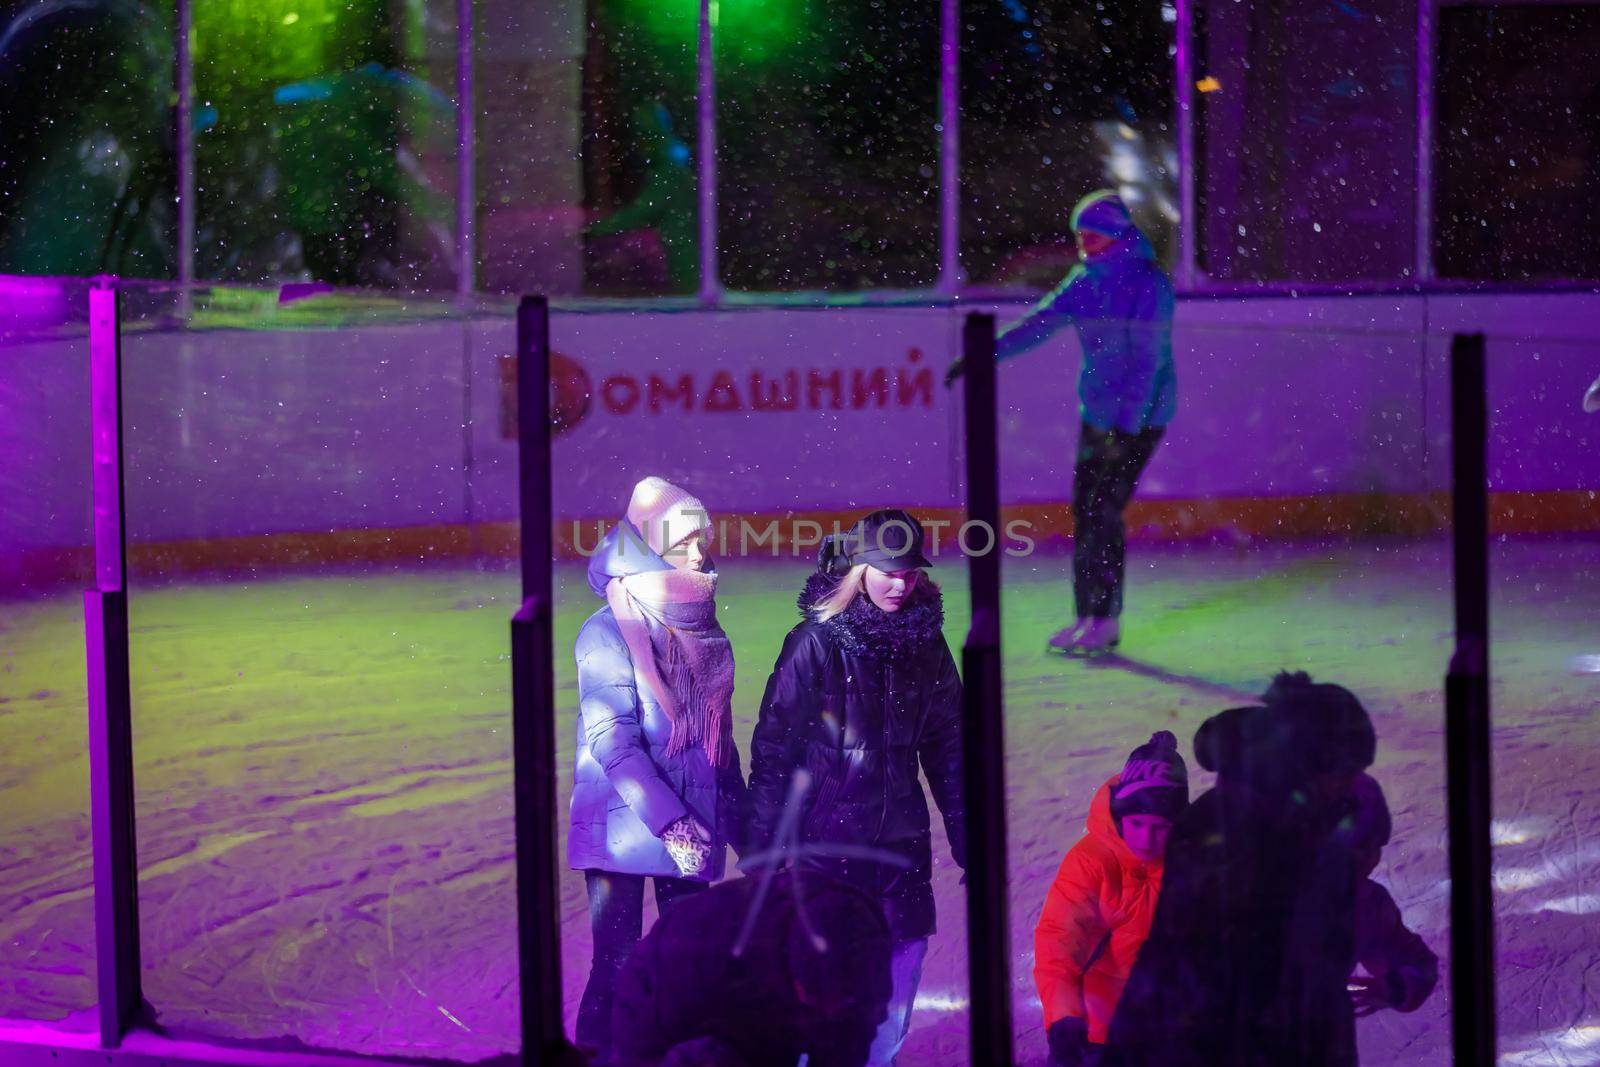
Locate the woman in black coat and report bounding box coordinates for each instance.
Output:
[744,508,966,1067]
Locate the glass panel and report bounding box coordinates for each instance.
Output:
[1193,0,1417,283]
[1434,5,1600,283]
[194,0,460,288]
[0,277,97,1030]
[121,284,515,1058]
[531,0,698,297]
[717,2,938,292]
[991,300,1452,1061]
[961,0,1178,287]
[475,0,586,296]
[551,306,972,1061]
[1482,326,1600,1063]
[0,1,176,277]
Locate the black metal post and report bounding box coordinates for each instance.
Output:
[84,279,143,1047]
[1446,332,1495,1067]
[512,295,565,1063]
[960,312,1014,1067]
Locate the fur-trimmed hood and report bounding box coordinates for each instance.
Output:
[797,569,945,662]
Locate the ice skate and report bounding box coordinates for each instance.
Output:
[1069,616,1120,656]
[1047,618,1093,653]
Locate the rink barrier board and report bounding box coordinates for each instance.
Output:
[3,488,1595,594]
[9,295,1599,569]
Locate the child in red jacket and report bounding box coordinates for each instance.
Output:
[1347,773,1439,1017]
[1034,731,1190,1067]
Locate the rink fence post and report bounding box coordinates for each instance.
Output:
[512,294,566,1062]
[960,311,1015,1067]
[1446,331,1495,1067]
[84,278,144,1048]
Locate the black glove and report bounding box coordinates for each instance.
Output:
[943,357,964,387]
[1047,1017,1093,1067]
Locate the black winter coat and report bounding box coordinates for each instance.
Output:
[743,571,966,942]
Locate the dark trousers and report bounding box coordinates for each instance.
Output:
[1073,422,1164,619]
[578,869,706,1057]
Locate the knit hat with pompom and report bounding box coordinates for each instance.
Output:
[1111,730,1190,826]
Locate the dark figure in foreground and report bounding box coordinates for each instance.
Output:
[947,190,1176,655]
[1101,672,1376,1067]
[1347,773,1440,1017]
[744,509,966,1065]
[609,870,894,1067]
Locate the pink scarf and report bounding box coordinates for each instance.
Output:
[606,568,736,767]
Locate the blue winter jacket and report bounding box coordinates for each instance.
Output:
[567,524,744,879]
[995,228,1177,434]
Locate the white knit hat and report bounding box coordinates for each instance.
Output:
[625,477,711,556]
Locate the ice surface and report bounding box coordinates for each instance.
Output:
[1,538,1595,1064]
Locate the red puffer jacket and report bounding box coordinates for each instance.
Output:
[1034,776,1165,1043]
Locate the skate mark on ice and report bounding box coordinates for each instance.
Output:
[0,831,280,946]
[1502,1022,1600,1066]
[246,759,511,821]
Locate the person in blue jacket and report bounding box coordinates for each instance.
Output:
[569,476,746,1061]
[947,190,1176,655]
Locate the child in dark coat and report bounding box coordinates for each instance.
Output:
[1101,673,1377,1067]
[1346,773,1439,1017]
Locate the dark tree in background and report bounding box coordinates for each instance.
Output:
[191,0,458,288]
[962,0,1177,287]
[0,0,176,278]
[580,0,697,295]
[1436,5,1600,283]
[716,0,939,292]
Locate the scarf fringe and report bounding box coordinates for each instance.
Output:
[607,572,735,767]
[659,630,731,767]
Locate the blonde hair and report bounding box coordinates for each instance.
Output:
[810,563,869,621]
[809,563,936,622]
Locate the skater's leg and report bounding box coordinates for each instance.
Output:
[864,937,930,1066]
[1073,424,1119,620]
[578,869,647,1056]
[1100,427,1164,619]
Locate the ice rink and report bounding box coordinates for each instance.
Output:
[2,536,1596,1065]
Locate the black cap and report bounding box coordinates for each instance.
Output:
[819,508,933,576]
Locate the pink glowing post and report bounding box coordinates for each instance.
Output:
[83,279,142,1048]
